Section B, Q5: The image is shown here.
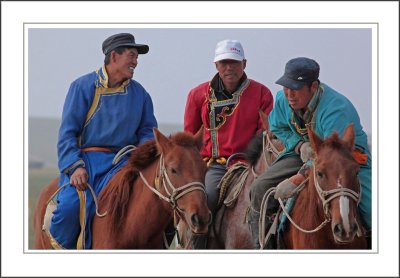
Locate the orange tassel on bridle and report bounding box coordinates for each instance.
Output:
[352,149,368,165]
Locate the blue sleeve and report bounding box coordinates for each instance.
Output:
[269,91,302,152]
[57,80,92,173]
[137,91,158,145]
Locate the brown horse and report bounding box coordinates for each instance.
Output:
[176,112,284,249]
[34,128,211,249]
[281,125,367,249]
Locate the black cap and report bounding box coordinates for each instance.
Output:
[102,33,149,55]
[275,57,320,90]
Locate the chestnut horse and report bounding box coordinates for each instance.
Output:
[34,128,211,249]
[176,113,284,249]
[280,125,367,249]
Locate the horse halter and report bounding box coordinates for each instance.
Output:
[313,164,362,220]
[262,130,283,167]
[139,154,207,214]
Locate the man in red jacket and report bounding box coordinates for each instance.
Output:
[184,39,274,248]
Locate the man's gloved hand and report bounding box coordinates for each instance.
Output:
[300,141,314,162]
[274,179,297,200]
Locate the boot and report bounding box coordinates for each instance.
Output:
[264,214,277,249]
[249,208,278,249]
[191,233,208,249]
[249,209,261,249]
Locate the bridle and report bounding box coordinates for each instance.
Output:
[313,164,361,221]
[139,154,207,215]
[277,160,362,235]
[262,130,283,168]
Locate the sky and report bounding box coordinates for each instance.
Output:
[28,27,373,134]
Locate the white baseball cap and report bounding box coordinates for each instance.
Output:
[213,39,245,62]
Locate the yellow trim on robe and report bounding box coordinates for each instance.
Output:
[76,190,86,249]
[47,230,66,249]
[84,65,130,128]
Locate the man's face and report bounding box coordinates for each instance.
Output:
[215,59,246,90]
[283,81,318,111]
[114,47,139,80]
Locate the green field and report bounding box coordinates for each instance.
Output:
[28,167,58,249]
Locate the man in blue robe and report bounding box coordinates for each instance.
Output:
[49,33,158,249]
[249,57,371,249]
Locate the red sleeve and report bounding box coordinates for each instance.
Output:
[257,85,274,132]
[184,87,204,135]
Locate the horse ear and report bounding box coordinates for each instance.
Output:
[258,109,269,131]
[193,126,204,151]
[342,124,355,151]
[153,128,172,154]
[308,127,323,154]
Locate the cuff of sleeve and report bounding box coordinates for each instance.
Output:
[63,159,85,174]
[294,141,304,154]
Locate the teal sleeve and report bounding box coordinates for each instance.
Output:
[269,91,302,153]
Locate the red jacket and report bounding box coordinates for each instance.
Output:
[184,76,273,163]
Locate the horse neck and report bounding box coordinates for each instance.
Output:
[121,161,173,247]
[292,172,326,228]
[253,151,268,176]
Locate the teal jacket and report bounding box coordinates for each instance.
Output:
[269,83,371,230]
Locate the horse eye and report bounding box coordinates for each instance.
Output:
[170,167,177,174]
[316,171,324,178]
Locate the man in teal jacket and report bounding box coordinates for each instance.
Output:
[49,33,158,249]
[249,57,371,249]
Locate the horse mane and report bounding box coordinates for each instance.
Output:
[320,132,354,161]
[98,140,158,235]
[98,131,199,235]
[245,133,263,167]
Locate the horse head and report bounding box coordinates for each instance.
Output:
[256,110,284,172]
[153,128,212,235]
[309,124,363,244]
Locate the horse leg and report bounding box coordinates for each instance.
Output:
[33,177,59,249]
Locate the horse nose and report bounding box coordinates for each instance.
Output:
[333,221,358,239]
[190,211,212,228]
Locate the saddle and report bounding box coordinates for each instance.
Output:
[216,162,249,209]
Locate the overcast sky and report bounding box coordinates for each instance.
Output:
[28,27,372,133]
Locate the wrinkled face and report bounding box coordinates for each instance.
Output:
[215,59,246,91]
[283,81,318,111]
[114,47,139,81]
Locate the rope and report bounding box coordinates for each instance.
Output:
[277,196,329,234]
[216,162,248,207]
[112,145,136,165]
[258,187,276,248]
[223,168,249,207]
[139,154,207,214]
[46,182,107,217]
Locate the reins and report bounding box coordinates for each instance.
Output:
[139,154,207,214]
[275,165,361,235]
[262,130,284,167]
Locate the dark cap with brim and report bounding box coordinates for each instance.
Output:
[275,57,320,90]
[102,33,149,55]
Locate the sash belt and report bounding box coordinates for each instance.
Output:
[81,147,113,152]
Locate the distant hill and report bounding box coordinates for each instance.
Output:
[28,117,372,168]
[28,117,182,168]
